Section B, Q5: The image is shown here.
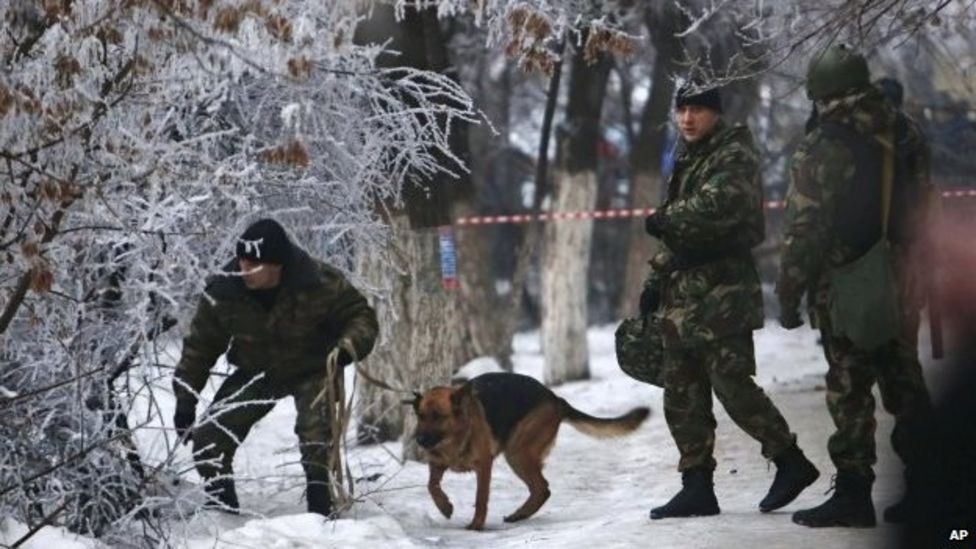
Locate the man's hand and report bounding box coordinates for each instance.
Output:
[644,210,667,238]
[779,308,804,330]
[173,405,195,445]
[326,337,357,370]
[312,338,358,409]
[639,286,660,317]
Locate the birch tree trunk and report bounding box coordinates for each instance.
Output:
[542,42,612,385]
[542,172,598,384]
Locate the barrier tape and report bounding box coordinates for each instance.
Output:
[455,189,976,226]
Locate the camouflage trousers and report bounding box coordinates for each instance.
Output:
[819,311,931,480]
[192,368,333,487]
[664,333,796,472]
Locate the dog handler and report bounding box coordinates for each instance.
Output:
[172,218,378,516]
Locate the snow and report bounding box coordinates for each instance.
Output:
[3,321,916,548]
[0,518,99,549]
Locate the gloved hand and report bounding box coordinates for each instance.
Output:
[779,308,804,330]
[173,404,195,444]
[644,210,667,238]
[326,337,357,369]
[312,338,358,409]
[639,286,660,317]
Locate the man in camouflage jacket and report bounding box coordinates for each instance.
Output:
[172,218,378,516]
[777,46,931,528]
[643,83,818,520]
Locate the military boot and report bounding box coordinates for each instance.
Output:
[306,477,334,517]
[203,477,240,514]
[759,444,820,512]
[882,469,916,524]
[792,471,876,528]
[883,497,910,523]
[650,468,720,519]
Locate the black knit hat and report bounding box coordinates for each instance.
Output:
[236,218,291,265]
[675,82,723,113]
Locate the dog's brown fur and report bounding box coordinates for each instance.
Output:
[411,373,650,530]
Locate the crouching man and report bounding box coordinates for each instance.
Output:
[172,218,378,516]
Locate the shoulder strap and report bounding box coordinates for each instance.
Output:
[875,131,895,239]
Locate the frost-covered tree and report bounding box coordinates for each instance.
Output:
[0,0,476,543]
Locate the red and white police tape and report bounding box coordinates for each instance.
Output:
[454,189,976,226]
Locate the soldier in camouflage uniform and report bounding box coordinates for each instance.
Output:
[643,83,818,520]
[875,76,941,525]
[777,46,932,528]
[172,218,378,516]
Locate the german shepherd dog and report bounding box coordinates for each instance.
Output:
[411,372,650,530]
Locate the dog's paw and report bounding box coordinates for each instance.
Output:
[465,520,485,531]
[503,512,527,523]
[435,500,453,519]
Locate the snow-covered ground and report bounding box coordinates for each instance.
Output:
[4,321,932,548]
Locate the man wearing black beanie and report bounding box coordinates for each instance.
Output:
[172,218,379,517]
[638,80,819,520]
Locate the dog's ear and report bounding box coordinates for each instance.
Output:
[450,382,474,416]
[402,391,422,414]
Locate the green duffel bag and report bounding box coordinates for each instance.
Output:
[614,315,666,387]
[828,239,901,351]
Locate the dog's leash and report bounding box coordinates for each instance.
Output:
[310,339,419,410]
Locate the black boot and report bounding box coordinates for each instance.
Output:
[650,468,720,519]
[883,497,910,523]
[883,468,916,524]
[306,477,334,517]
[792,471,876,528]
[759,445,820,512]
[203,478,240,514]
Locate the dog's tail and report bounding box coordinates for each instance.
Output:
[558,399,650,438]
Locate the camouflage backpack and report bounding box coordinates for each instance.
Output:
[614,315,666,388]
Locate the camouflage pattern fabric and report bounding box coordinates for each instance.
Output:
[778,86,932,476]
[615,315,666,387]
[192,369,333,485]
[173,247,378,410]
[777,87,905,325]
[663,333,796,472]
[644,119,766,349]
[820,317,931,480]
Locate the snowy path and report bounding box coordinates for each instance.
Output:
[173,322,915,549]
[3,322,932,548]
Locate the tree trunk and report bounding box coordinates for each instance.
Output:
[451,34,514,370]
[542,171,598,384]
[542,44,611,385]
[352,6,471,460]
[618,11,682,319]
[397,225,464,461]
[354,217,462,453]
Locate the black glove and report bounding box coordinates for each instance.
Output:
[174,405,195,444]
[779,308,804,330]
[639,286,660,317]
[644,211,667,238]
[336,349,354,367]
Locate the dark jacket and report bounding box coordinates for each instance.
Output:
[173,248,378,407]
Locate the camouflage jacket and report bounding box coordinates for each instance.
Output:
[173,248,379,408]
[777,87,924,324]
[645,120,766,348]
